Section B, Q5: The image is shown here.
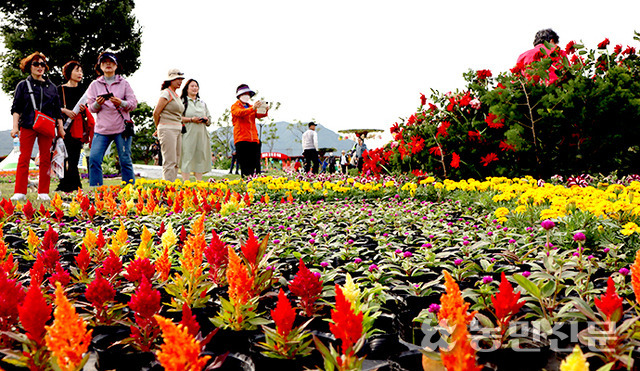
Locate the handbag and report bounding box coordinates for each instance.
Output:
[26,79,56,137]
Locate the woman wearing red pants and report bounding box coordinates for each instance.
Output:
[10,52,65,201]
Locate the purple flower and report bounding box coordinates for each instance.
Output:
[265,266,274,271]
[508,239,516,244]
[354,258,362,264]
[395,249,403,254]
[545,242,554,248]
[403,251,413,258]
[382,233,389,237]
[619,267,630,276]
[541,219,555,230]
[522,271,531,278]
[603,247,610,253]
[310,232,317,237]
[462,241,470,246]
[454,259,463,266]
[313,272,321,278]
[482,276,493,284]
[273,239,280,244]
[487,231,493,236]
[320,262,329,268]
[428,235,435,239]
[368,264,378,272]
[309,239,315,244]
[347,239,354,244]
[573,232,586,242]
[424,243,432,249]
[428,304,441,313]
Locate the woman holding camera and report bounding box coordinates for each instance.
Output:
[86,52,137,186]
[152,69,185,182]
[10,52,65,201]
[180,79,212,181]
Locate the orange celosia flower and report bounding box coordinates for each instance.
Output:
[438,271,481,371]
[180,234,206,275]
[154,315,210,371]
[155,246,172,282]
[136,226,153,259]
[226,247,254,306]
[631,249,640,305]
[82,229,97,255]
[45,283,92,371]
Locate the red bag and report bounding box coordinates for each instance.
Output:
[33,109,56,137]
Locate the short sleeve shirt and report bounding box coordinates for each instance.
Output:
[158,89,184,125]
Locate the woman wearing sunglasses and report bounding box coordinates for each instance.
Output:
[10,52,65,201]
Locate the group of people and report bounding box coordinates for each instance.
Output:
[10,51,135,201]
[300,123,368,175]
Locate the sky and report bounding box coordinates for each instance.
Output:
[1,0,639,149]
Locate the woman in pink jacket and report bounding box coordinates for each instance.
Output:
[86,52,137,186]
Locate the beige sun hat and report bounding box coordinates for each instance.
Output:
[165,68,185,82]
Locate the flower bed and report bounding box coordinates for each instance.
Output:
[0,174,638,370]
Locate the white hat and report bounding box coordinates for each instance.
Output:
[165,68,185,82]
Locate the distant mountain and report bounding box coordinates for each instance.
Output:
[224,121,355,157]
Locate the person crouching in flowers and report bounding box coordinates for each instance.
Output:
[10,52,65,201]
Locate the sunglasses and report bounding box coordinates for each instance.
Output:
[32,62,47,68]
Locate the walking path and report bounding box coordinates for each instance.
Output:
[132,164,231,180]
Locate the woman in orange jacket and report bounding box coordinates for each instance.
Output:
[231,84,268,177]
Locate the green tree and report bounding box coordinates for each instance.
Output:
[130,102,155,164]
[0,0,142,93]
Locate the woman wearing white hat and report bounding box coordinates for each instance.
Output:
[153,68,185,182]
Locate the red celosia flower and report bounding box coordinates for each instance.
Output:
[22,200,36,221]
[499,140,516,152]
[491,273,525,323]
[30,256,46,286]
[41,247,60,272]
[436,121,450,138]
[85,273,115,310]
[96,229,107,249]
[0,266,26,330]
[329,285,363,357]
[241,228,260,267]
[129,277,161,319]
[451,152,460,169]
[598,38,610,49]
[480,153,498,166]
[179,303,200,337]
[41,226,59,251]
[594,277,623,322]
[75,247,91,272]
[19,282,51,344]
[271,288,296,338]
[420,93,427,106]
[124,257,156,283]
[289,259,323,316]
[98,250,123,278]
[476,69,492,80]
[428,146,443,157]
[49,262,70,287]
[485,113,504,129]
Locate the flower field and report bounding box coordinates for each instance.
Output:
[0,173,639,370]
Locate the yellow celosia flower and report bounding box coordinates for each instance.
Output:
[560,345,589,371]
[82,229,97,254]
[161,224,177,251]
[136,226,153,259]
[52,193,63,210]
[341,273,360,310]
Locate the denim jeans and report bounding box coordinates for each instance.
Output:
[89,132,135,186]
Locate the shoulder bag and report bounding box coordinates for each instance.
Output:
[26,80,56,137]
[104,83,134,139]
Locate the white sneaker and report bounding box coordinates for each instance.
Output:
[10,193,26,201]
[37,194,51,201]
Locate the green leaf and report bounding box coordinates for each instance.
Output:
[512,273,541,299]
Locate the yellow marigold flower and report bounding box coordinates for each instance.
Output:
[632,249,640,306]
[154,315,211,371]
[560,345,589,371]
[621,222,639,236]
[45,283,92,371]
[494,207,509,219]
